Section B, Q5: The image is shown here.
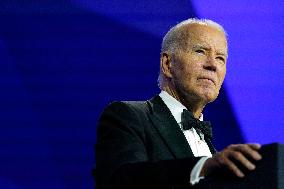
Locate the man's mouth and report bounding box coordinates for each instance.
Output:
[198,77,216,85]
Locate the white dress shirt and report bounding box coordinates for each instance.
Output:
[159,91,212,185]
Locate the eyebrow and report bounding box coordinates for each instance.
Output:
[193,44,227,57]
[216,52,227,57]
[193,44,210,50]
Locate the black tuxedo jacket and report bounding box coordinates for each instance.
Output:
[95,95,216,189]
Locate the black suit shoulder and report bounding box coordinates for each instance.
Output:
[95,98,201,189]
[97,100,150,143]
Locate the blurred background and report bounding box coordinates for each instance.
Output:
[0,0,283,188]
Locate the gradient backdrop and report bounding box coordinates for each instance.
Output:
[0,1,283,188]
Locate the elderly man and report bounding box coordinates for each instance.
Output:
[95,18,262,189]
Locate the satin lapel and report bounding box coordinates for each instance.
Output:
[147,96,193,159]
[205,138,217,154]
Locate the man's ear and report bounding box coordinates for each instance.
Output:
[160,52,173,79]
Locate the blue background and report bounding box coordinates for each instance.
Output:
[0,1,283,188]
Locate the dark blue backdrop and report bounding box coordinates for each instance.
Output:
[1,1,283,189]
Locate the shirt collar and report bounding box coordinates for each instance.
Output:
[159,91,203,124]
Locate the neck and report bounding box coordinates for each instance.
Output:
[162,86,205,119]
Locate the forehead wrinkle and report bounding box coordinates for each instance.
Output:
[196,33,227,53]
[175,24,228,55]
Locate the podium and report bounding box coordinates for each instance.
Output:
[194,143,284,189]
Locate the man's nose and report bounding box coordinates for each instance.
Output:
[203,55,217,72]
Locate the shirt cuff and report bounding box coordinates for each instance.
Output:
[190,156,210,185]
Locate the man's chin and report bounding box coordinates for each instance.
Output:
[199,91,218,103]
[180,87,218,104]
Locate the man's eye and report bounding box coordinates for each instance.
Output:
[216,56,225,62]
[195,49,205,54]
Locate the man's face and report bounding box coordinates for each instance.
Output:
[169,24,228,104]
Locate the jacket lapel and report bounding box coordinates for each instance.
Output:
[147,95,193,159]
[205,138,217,154]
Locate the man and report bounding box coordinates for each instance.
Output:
[95,18,262,189]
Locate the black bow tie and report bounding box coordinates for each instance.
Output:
[181,109,213,139]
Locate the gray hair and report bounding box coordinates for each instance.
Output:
[161,18,227,54]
